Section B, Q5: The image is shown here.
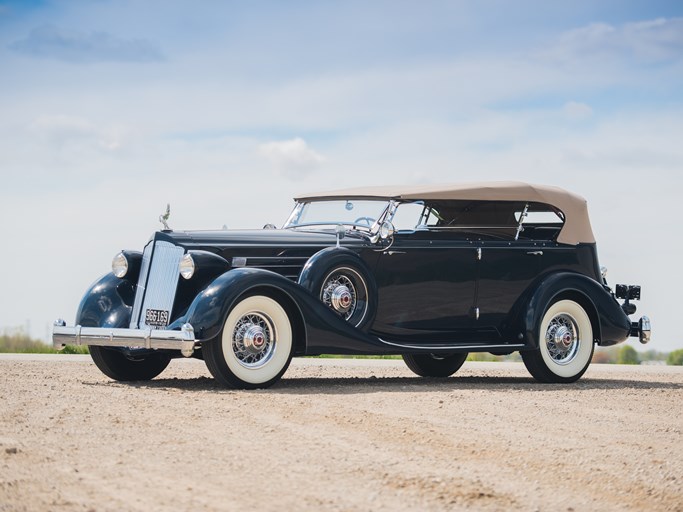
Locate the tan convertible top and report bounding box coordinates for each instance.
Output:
[295,181,595,245]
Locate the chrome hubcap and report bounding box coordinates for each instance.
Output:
[545,313,579,365]
[243,325,266,353]
[322,274,357,319]
[232,313,275,368]
[330,285,353,312]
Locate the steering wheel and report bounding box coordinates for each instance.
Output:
[353,217,376,227]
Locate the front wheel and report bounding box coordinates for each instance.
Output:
[89,346,171,381]
[521,299,595,383]
[203,294,294,389]
[402,353,468,377]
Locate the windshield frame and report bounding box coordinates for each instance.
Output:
[283,199,393,234]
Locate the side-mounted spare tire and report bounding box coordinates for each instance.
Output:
[298,247,377,331]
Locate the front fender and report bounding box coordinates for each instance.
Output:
[179,267,394,355]
[180,268,301,341]
[515,272,631,348]
[75,273,135,328]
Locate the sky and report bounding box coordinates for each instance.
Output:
[0,0,681,352]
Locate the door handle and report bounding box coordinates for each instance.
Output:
[385,250,406,255]
[526,251,544,256]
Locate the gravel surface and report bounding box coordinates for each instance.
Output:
[1,355,681,512]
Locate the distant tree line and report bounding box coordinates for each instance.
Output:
[1,327,682,363]
[593,345,678,365]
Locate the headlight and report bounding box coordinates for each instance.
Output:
[112,252,128,278]
[179,253,195,280]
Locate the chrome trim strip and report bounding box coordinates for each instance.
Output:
[415,225,518,230]
[130,242,153,328]
[53,322,197,357]
[243,256,309,261]
[377,338,526,351]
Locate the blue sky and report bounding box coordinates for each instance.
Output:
[0,1,681,351]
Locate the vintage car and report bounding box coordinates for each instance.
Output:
[53,182,650,387]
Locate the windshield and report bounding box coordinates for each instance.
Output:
[284,200,390,230]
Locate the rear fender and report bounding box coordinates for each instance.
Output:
[514,272,631,349]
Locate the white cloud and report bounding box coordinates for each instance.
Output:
[259,137,326,179]
[563,101,593,120]
[9,25,164,63]
[545,17,683,64]
[30,114,94,138]
[28,114,127,153]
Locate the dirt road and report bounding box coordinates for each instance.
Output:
[1,355,681,511]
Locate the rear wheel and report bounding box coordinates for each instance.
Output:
[89,346,171,381]
[203,295,294,389]
[402,353,468,377]
[522,299,594,383]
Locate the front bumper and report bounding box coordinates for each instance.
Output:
[52,320,197,357]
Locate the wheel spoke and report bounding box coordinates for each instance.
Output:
[545,313,579,365]
[231,311,276,369]
[322,272,357,320]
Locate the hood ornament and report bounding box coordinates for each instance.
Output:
[159,204,171,231]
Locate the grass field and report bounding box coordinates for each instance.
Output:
[0,331,88,354]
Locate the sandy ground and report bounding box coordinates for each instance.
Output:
[0,355,681,512]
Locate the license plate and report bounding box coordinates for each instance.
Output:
[145,308,169,328]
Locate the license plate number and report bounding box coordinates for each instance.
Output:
[145,309,169,328]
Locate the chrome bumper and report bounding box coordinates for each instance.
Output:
[630,316,651,344]
[52,320,197,357]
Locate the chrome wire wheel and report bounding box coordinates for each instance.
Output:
[319,266,369,327]
[203,295,294,389]
[522,299,595,383]
[231,312,276,369]
[321,272,357,320]
[544,313,580,365]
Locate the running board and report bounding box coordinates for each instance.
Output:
[377,339,526,352]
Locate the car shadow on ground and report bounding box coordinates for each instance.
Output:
[108,374,683,395]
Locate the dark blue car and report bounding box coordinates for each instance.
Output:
[54,182,650,388]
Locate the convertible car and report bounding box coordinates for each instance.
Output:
[53,182,650,387]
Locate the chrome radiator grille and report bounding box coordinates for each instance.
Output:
[130,240,184,329]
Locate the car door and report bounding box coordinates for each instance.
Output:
[474,240,542,339]
[370,229,478,343]
[475,205,577,340]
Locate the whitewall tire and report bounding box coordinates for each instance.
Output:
[522,299,594,383]
[203,295,294,389]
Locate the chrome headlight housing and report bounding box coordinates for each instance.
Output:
[179,253,195,280]
[112,252,128,278]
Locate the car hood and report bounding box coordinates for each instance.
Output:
[153,228,369,250]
